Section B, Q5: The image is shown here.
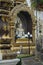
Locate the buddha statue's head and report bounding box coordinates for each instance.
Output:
[19,23,22,28]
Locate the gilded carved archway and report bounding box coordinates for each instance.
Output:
[10,4,36,46]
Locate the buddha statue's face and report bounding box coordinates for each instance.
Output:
[19,23,22,28]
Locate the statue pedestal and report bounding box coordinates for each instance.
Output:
[16,38,28,43]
